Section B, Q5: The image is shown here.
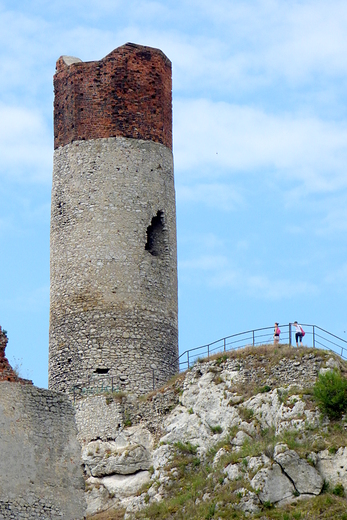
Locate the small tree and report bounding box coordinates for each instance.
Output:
[313,370,347,420]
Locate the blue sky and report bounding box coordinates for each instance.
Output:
[1,0,347,388]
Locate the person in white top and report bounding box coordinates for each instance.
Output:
[293,321,305,347]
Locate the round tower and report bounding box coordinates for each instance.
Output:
[49,43,178,395]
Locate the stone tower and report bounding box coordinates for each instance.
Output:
[49,43,178,395]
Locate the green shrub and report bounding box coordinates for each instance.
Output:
[209,424,223,434]
[205,503,216,519]
[332,483,345,497]
[313,370,347,420]
[260,385,271,393]
[174,441,198,455]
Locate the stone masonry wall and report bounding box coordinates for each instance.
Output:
[54,43,172,150]
[49,137,178,395]
[0,381,86,519]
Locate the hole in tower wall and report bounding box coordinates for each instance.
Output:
[94,368,110,374]
[145,210,166,256]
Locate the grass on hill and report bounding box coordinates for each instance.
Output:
[87,345,347,520]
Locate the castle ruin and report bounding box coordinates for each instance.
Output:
[49,43,179,396]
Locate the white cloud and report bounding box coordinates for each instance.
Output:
[174,98,347,193]
[176,183,243,211]
[0,105,52,182]
[180,252,317,300]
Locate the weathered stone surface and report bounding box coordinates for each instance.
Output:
[237,491,261,514]
[231,430,252,446]
[180,370,240,433]
[158,368,241,450]
[49,135,178,397]
[82,426,153,477]
[251,464,295,504]
[242,388,319,435]
[317,447,347,490]
[213,447,228,467]
[319,357,341,375]
[83,440,152,477]
[161,406,213,447]
[101,471,151,497]
[224,463,240,481]
[85,471,151,515]
[274,447,323,495]
[0,381,86,519]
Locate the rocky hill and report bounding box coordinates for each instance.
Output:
[84,345,347,519]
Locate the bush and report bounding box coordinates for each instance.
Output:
[260,385,271,393]
[209,424,223,434]
[174,441,198,455]
[332,483,345,497]
[313,370,347,420]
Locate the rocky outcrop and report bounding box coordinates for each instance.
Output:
[81,347,347,518]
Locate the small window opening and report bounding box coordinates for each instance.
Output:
[94,368,109,374]
[145,210,165,256]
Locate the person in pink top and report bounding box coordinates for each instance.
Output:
[273,323,280,344]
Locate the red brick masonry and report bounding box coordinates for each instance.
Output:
[54,43,172,150]
[0,327,32,384]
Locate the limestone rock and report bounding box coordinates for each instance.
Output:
[251,463,295,504]
[179,370,241,437]
[317,447,347,490]
[274,448,323,495]
[82,432,152,477]
[85,478,112,516]
[224,463,240,481]
[247,455,269,473]
[101,471,151,497]
[231,430,252,446]
[237,491,261,514]
[213,447,228,467]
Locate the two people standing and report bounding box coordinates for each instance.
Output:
[273,321,305,347]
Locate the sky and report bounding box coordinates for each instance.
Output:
[1,0,347,388]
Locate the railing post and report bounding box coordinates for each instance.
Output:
[312,326,315,348]
[252,330,255,346]
[187,351,190,369]
[207,344,210,360]
[289,323,291,346]
[224,338,226,352]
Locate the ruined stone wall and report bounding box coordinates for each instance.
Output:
[0,381,86,519]
[49,43,178,396]
[0,326,32,384]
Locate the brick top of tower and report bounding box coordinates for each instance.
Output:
[54,43,172,150]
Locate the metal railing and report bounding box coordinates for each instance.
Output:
[175,323,347,371]
[71,323,347,401]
